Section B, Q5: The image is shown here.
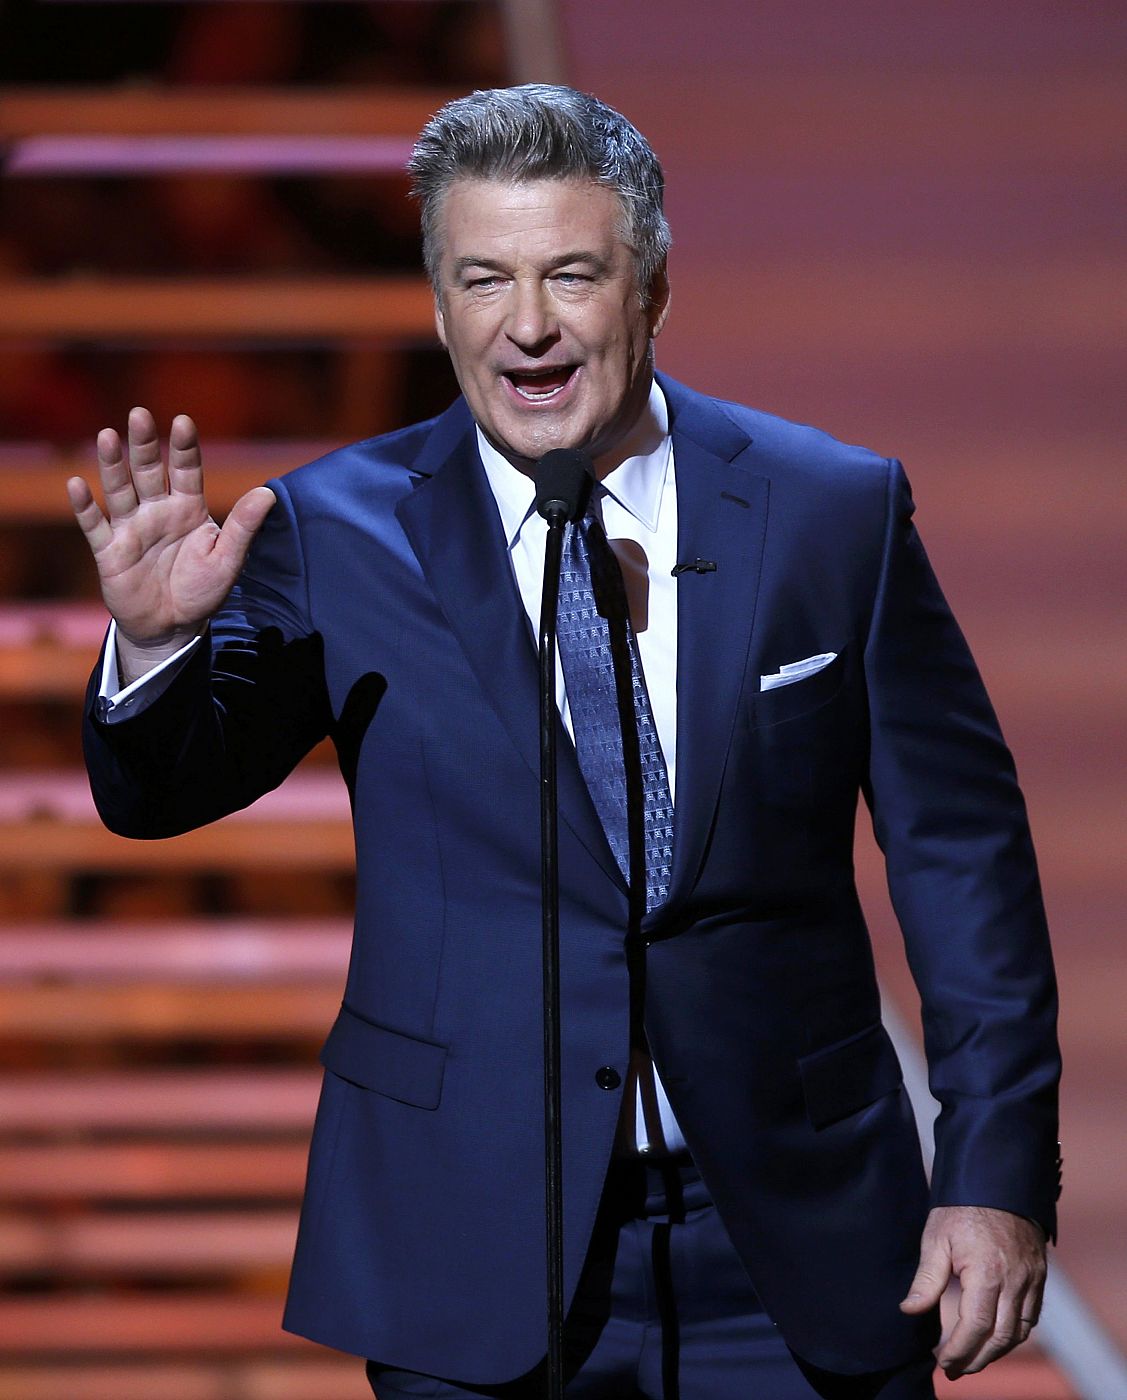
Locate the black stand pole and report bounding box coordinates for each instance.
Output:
[538,516,566,1400]
[533,448,592,1400]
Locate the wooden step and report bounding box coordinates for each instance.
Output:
[0,1070,320,1132]
[0,764,349,819]
[0,86,459,138]
[0,1141,309,1200]
[0,1208,297,1276]
[0,981,339,1039]
[0,603,104,697]
[0,1360,369,1400]
[0,918,351,981]
[0,275,434,340]
[0,1293,310,1352]
[0,770,353,872]
[0,817,353,870]
[0,1360,370,1400]
[7,134,416,177]
[0,441,331,521]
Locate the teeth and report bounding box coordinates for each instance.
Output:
[514,382,568,401]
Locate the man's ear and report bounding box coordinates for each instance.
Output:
[648,265,671,339]
[433,293,447,349]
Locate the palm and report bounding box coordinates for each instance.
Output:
[92,491,225,641]
[69,408,276,648]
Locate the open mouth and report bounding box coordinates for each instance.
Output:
[504,365,578,402]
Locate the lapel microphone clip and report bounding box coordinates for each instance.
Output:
[672,558,718,577]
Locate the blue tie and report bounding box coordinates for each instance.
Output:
[556,495,674,912]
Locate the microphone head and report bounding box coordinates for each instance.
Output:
[534,449,593,525]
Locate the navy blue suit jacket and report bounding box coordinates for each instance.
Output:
[84,376,1060,1380]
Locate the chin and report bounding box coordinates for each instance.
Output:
[498,421,588,464]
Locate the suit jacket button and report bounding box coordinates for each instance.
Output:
[595,1066,621,1090]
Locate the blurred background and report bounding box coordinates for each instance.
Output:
[0,1,1124,1397]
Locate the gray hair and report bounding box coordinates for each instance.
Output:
[407,84,671,302]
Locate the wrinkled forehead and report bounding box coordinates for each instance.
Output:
[433,175,633,258]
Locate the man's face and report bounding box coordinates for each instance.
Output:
[433,177,670,468]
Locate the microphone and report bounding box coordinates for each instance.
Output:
[534,449,593,527]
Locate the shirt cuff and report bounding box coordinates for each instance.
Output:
[95,620,204,724]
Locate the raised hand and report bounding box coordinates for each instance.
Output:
[68,407,276,683]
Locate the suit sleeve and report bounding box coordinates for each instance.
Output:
[82,476,333,838]
[863,460,1061,1239]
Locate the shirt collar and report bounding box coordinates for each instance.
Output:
[476,378,672,549]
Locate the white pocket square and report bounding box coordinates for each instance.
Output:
[759,652,838,692]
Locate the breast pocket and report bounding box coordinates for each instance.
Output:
[722,645,860,881]
[734,644,857,830]
[747,646,849,729]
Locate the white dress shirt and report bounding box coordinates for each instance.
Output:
[476,379,686,1154]
[99,378,687,1153]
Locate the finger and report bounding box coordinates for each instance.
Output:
[126,404,168,501]
[212,486,277,576]
[1021,1275,1045,1328]
[937,1278,1000,1379]
[66,475,114,555]
[168,413,204,498]
[900,1243,951,1313]
[1013,1268,1046,1346]
[957,1289,1029,1375]
[96,425,139,518]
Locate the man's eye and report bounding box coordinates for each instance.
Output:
[554,273,588,286]
[467,276,501,290]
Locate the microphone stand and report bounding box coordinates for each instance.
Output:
[537,507,567,1400]
[534,449,591,1399]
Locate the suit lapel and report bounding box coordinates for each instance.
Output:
[659,377,770,916]
[395,403,626,892]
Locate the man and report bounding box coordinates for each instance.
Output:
[72,86,1060,1399]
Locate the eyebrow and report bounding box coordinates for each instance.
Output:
[451,257,505,276]
[451,251,611,277]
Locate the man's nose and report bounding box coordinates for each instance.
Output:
[505,280,558,351]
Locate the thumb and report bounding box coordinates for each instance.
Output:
[900,1238,952,1313]
[214,486,277,570]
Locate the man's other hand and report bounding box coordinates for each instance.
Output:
[900,1204,1047,1379]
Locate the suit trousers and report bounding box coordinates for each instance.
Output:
[366,1158,937,1400]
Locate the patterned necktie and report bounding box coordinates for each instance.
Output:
[555,493,674,913]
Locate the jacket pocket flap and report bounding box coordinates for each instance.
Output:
[320,1003,448,1110]
[798,1021,903,1129]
